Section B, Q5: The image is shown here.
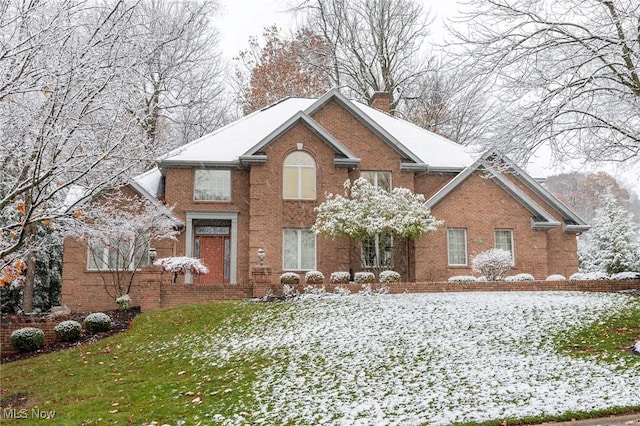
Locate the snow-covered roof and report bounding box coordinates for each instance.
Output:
[134,167,163,198]
[158,89,475,170]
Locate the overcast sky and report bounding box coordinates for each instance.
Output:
[214,0,640,189]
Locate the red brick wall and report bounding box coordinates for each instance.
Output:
[1,314,71,355]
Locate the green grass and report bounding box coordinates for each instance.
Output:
[1,301,286,425]
[1,296,639,425]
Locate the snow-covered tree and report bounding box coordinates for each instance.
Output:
[579,194,640,274]
[154,257,209,284]
[69,191,179,300]
[452,0,640,165]
[471,248,513,281]
[313,178,441,272]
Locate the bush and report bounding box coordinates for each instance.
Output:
[379,270,400,284]
[11,327,45,353]
[84,312,112,333]
[304,271,325,285]
[569,272,609,281]
[546,274,566,281]
[611,271,640,280]
[333,286,351,296]
[354,272,375,284]
[280,272,300,285]
[282,284,298,299]
[448,275,477,283]
[505,273,535,282]
[54,320,82,342]
[330,271,350,284]
[303,285,326,295]
[471,248,512,281]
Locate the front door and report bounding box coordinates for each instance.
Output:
[193,222,231,284]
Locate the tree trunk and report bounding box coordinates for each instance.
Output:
[23,251,36,313]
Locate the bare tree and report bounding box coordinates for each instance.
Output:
[125,0,229,147]
[292,0,433,114]
[451,0,640,164]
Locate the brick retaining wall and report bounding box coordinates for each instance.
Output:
[1,313,71,356]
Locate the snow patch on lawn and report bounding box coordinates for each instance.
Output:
[152,292,640,425]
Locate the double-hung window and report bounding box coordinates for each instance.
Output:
[283,151,316,199]
[361,171,393,267]
[495,229,515,265]
[447,228,467,266]
[283,229,316,270]
[87,236,149,271]
[194,169,231,201]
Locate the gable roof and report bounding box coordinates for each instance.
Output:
[424,151,590,233]
[157,89,475,171]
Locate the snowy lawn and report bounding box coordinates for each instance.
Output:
[150,292,640,425]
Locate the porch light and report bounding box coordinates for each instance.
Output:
[148,246,157,262]
[257,246,266,265]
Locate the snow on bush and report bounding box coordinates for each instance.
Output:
[569,272,610,281]
[11,327,45,353]
[330,271,350,284]
[471,248,512,281]
[333,286,351,296]
[115,294,130,310]
[282,284,298,299]
[448,275,478,283]
[154,257,209,276]
[55,320,82,342]
[610,271,640,280]
[304,271,324,285]
[379,270,401,284]
[505,273,535,282]
[354,272,375,284]
[634,341,640,355]
[303,285,326,295]
[84,312,112,333]
[280,272,300,285]
[546,274,567,281]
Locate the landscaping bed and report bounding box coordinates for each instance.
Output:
[0,307,139,364]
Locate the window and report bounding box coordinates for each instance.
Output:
[360,171,392,191]
[495,229,515,264]
[194,169,231,201]
[87,236,148,271]
[283,151,316,199]
[447,228,467,266]
[363,232,393,268]
[283,229,316,270]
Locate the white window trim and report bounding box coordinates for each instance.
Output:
[447,228,468,266]
[282,228,316,271]
[87,239,148,271]
[193,169,231,202]
[495,229,515,266]
[283,152,316,200]
[361,170,392,191]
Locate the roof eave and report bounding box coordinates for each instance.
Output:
[158,160,242,169]
[564,224,591,233]
[334,157,360,168]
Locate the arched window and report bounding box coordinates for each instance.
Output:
[283,151,316,199]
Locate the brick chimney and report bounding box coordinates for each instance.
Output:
[370,91,391,112]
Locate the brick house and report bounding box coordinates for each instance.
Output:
[62,89,589,309]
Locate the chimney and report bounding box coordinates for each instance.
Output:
[370,91,391,113]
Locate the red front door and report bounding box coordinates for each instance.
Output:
[194,235,230,284]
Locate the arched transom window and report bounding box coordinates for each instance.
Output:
[283,151,316,199]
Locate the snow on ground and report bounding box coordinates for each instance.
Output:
[152,292,640,425]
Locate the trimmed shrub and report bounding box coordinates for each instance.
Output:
[282,284,298,299]
[505,273,535,282]
[303,285,326,295]
[611,271,640,280]
[379,270,401,284]
[280,272,300,285]
[546,274,566,281]
[354,272,375,284]
[330,271,350,284]
[84,312,112,333]
[448,275,477,283]
[304,271,325,285]
[569,272,609,281]
[471,248,512,281]
[55,320,82,342]
[11,327,45,353]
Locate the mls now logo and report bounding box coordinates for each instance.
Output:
[2,408,56,419]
